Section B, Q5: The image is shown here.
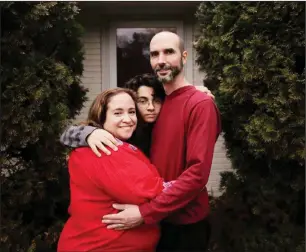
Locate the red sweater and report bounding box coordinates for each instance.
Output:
[139,86,221,225]
[58,143,163,252]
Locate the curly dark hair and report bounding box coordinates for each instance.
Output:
[123,73,165,157]
[124,73,166,101]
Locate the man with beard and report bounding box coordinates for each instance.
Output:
[101,31,221,251]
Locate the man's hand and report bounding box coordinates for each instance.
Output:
[195,85,215,100]
[102,204,144,230]
[87,129,119,157]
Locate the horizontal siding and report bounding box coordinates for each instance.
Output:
[207,135,232,196]
[75,28,102,122]
[193,63,206,87]
[192,22,206,87]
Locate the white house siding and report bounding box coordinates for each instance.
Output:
[208,135,232,196]
[75,25,102,122]
[75,6,232,196]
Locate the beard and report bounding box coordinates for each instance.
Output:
[154,60,183,84]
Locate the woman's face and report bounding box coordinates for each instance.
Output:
[103,92,137,140]
[136,86,163,123]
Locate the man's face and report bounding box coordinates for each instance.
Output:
[149,33,187,84]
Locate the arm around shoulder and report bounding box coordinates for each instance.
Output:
[60,125,97,148]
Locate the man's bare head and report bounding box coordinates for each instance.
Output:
[150,31,185,53]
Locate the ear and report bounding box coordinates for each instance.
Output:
[182,50,188,65]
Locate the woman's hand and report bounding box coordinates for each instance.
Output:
[87,129,119,157]
[195,86,215,99]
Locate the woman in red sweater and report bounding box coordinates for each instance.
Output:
[57,88,168,252]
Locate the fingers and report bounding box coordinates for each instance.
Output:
[202,86,209,92]
[102,212,123,220]
[103,138,118,152]
[87,129,120,156]
[95,130,119,149]
[103,131,120,148]
[203,88,215,100]
[203,88,215,99]
[114,227,128,231]
[209,92,215,99]
[89,140,111,156]
[112,203,126,210]
[106,224,129,230]
[89,144,101,157]
[96,142,111,156]
[194,86,215,100]
[194,85,206,92]
[102,219,123,224]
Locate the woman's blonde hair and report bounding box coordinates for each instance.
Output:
[85,88,137,128]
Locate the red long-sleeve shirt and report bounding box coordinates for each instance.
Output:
[58,143,163,252]
[139,86,221,225]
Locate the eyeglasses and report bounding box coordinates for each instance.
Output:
[137,98,162,107]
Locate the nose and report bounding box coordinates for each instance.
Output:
[147,101,155,111]
[122,113,132,123]
[157,53,166,65]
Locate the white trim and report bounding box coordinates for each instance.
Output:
[101,25,110,90]
[184,21,193,84]
[109,21,184,88]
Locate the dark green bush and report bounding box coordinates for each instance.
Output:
[195,2,305,251]
[1,2,87,251]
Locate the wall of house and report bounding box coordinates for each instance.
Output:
[75,16,232,196]
[76,24,103,121]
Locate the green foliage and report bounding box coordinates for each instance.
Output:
[195,2,305,252]
[1,2,87,250]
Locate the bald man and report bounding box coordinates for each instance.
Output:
[102,31,221,251]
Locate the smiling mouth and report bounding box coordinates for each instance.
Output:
[158,70,170,74]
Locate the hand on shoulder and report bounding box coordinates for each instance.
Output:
[87,129,120,157]
[194,85,215,100]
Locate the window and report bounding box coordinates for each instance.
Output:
[116,28,177,87]
[109,22,183,88]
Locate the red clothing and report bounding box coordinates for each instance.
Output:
[139,86,221,225]
[58,142,163,252]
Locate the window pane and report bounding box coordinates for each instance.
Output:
[116,28,177,87]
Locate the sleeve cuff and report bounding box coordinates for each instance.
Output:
[79,126,97,146]
[139,203,158,225]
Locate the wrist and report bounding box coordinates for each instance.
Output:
[139,203,155,225]
[84,126,98,144]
